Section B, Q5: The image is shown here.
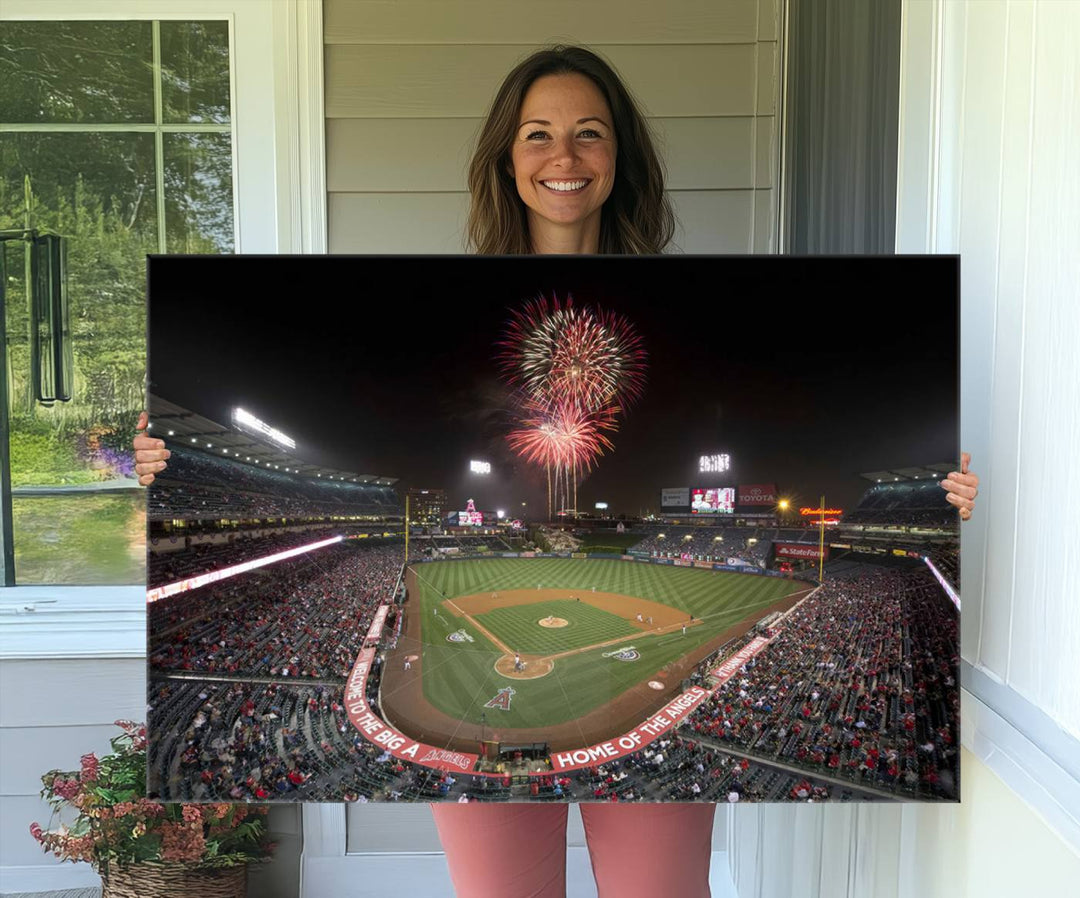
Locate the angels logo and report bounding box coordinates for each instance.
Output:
[447,629,474,643]
[418,749,473,771]
[484,686,516,710]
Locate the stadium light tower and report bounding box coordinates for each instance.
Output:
[777,498,791,525]
[470,460,491,475]
[232,407,296,450]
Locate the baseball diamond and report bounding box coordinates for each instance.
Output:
[379,557,809,752]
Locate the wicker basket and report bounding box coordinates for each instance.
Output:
[100,862,247,898]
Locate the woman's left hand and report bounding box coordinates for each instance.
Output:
[941,452,979,521]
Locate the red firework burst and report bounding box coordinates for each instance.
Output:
[498,294,647,410]
[506,398,617,471]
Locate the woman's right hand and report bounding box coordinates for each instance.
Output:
[134,410,170,486]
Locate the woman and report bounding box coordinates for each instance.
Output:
[134,45,979,898]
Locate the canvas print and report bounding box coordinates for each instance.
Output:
[146,255,960,804]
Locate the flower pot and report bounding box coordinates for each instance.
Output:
[101,862,247,898]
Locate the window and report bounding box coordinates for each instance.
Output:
[0,0,323,652]
[1,19,234,585]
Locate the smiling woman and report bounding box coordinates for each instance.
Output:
[509,73,617,253]
[466,45,674,255]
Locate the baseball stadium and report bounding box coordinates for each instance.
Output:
[145,255,960,805]
[381,557,810,752]
[145,412,959,805]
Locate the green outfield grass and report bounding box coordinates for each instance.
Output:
[474,599,638,654]
[410,558,802,730]
[575,531,643,554]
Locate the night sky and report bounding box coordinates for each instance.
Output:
[148,255,958,518]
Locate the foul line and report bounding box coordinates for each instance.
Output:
[444,599,516,656]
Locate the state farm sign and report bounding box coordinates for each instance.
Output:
[775,543,828,560]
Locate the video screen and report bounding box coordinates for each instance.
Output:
[691,487,735,514]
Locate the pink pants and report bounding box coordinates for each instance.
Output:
[431,803,716,898]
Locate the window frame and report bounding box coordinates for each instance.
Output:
[0,0,325,647]
[895,0,1080,855]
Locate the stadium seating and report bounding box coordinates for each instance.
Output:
[149,445,401,520]
[687,565,959,800]
[841,480,955,529]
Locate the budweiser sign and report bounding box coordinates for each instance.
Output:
[738,484,778,506]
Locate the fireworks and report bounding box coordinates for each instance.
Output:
[506,398,616,470]
[499,294,646,517]
[499,296,646,411]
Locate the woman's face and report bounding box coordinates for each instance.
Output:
[509,73,617,242]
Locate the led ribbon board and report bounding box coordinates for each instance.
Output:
[923,556,960,611]
[146,535,343,602]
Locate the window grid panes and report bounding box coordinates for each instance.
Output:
[1,19,234,584]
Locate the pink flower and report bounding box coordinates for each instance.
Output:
[30,822,43,842]
[181,805,202,824]
[52,778,80,801]
[136,798,166,818]
[80,753,99,782]
[160,822,206,863]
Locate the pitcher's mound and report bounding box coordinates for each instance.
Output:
[495,655,554,679]
[539,616,568,628]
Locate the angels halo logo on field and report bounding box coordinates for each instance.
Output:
[484,686,516,710]
[447,629,474,643]
[602,646,640,662]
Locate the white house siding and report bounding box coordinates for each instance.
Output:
[324,0,782,254]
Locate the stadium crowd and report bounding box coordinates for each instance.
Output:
[149,542,401,679]
[840,481,955,530]
[409,534,517,558]
[148,674,850,804]
[149,446,400,519]
[148,529,345,588]
[688,565,959,799]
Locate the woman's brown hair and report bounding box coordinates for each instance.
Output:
[466,46,675,255]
